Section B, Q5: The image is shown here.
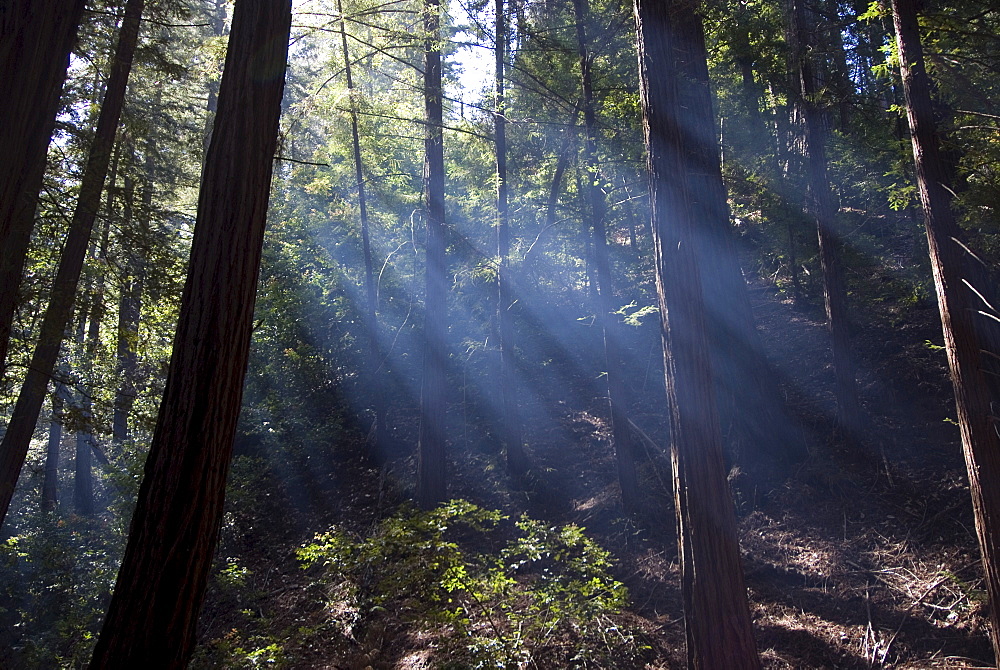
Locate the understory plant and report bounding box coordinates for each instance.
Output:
[297,500,649,668]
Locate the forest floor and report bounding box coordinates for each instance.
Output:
[195,272,997,669]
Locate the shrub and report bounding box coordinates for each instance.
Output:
[298,500,649,668]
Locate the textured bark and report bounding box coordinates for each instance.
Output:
[89,0,291,665]
[789,0,862,439]
[0,0,144,528]
[892,0,1000,660]
[0,0,86,378]
[633,0,761,666]
[339,0,384,459]
[417,0,448,509]
[572,0,639,511]
[495,0,528,480]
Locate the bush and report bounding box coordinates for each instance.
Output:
[298,500,649,669]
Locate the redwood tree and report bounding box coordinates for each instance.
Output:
[892,0,1000,659]
[417,0,448,508]
[572,0,639,511]
[89,0,292,664]
[0,0,86,378]
[633,0,761,666]
[789,0,862,439]
[495,0,529,480]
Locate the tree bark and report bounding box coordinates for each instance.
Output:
[495,0,528,480]
[417,0,448,509]
[0,0,86,379]
[633,0,761,666]
[0,0,144,528]
[892,0,1000,660]
[89,0,291,665]
[573,0,639,511]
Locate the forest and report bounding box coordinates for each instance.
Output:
[2,0,1000,667]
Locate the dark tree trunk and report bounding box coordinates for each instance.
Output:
[572,0,639,511]
[339,0,384,460]
[892,0,1000,660]
[633,0,761,666]
[495,0,528,480]
[41,385,67,513]
[789,0,862,440]
[417,0,448,509]
[0,0,144,528]
[89,0,291,665]
[0,0,86,378]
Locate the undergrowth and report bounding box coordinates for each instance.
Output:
[289,499,650,669]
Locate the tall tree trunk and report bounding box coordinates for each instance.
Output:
[0,0,144,528]
[338,0,384,460]
[0,0,86,379]
[495,0,528,480]
[417,0,448,509]
[74,216,112,517]
[41,384,67,512]
[892,0,1000,660]
[789,0,862,440]
[112,171,143,448]
[633,0,761,667]
[74,404,94,515]
[89,0,291,665]
[572,0,639,511]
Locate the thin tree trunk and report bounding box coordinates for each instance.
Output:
[572,0,638,511]
[633,0,761,666]
[0,0,144,528]
[338,0,383,460]
[545,126,575,231]
[41,384,66,512]
[74,215,112,517]
[495,0,528,480]
[112,171,142,448]
[90,0,291,664]
[0,0,86,378]
[74,407,94,515]
[789,0,862,439]
[892,0,1000,660]
[417,0,448,509]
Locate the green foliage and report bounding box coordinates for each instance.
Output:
[192,629,288,670]
[297,500,648,668]
[0,514,121,668]
[614,301,658,327]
